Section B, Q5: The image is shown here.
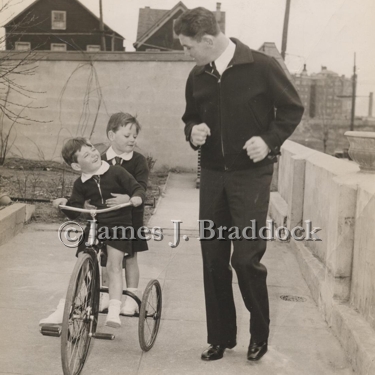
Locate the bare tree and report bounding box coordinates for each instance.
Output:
[0,1,50,163]
[0,1,44,122]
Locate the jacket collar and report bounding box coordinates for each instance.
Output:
[193,38,254,76]
[81,161,110,183]
[106,146,133,162]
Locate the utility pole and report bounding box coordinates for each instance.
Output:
[350,53,357,131]
[99,0,106,51]
[369,92,373,117]
[281,0,291,60]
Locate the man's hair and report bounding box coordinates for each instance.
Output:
[174,7,220,40]
[106,112,141,136]
[61,137,92,166]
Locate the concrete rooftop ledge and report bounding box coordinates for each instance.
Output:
[269,191,288,229]
[269,140,375,375]
[292,239,375,375]
[0,203,35,247]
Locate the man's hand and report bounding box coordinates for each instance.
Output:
[191,123,211,146]
[84,199,96,209]
[52,197,68,209]
[243,136,270,163]
[130,196,142,207]
[106,193,130,207]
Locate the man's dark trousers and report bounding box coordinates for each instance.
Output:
[199,164,273,347]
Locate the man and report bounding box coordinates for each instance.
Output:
[174,7,303,362]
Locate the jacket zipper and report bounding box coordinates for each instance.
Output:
[94,177,104,204]
[206,65,233,170]
[218,81,226,170]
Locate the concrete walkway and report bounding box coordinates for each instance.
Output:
[0,173,354,375]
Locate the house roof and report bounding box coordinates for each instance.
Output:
[4,0,125,39]
[134,2,226,49]
[136,8,169,41]
[134,1,188,49]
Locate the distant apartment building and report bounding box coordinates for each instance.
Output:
[293,65,352,120]
[5,0,125,52]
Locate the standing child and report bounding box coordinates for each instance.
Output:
[100,112,149,315]
[52,137,144,327]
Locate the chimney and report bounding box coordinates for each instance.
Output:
[301,64,308,76]
[215,3,221,23]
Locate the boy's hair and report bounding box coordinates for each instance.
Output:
[106,112,141,136]
[62,137,92,166]
[174,7,220,41]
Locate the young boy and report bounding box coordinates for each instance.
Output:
[97,112,149,315]
[54,137,144,328]
[39,113,149,325]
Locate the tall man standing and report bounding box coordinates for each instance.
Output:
[174,7,304,362]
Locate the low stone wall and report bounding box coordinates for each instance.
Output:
[269,140,375,375]
[351,179,375,330]
[0,204,35,247]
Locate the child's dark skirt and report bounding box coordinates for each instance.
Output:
[76,222,149,266]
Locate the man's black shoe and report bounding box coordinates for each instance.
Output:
[201,345,226,361]
[247,341,268,361]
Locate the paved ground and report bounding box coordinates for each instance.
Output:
[0,173,354,374]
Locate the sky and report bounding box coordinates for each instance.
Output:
[1,0,374,115]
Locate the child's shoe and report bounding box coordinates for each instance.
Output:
[105,299,122,328]
[39,299,65,326]
[99,292,110,312]
[121,288,139,316]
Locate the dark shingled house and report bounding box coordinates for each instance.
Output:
[5,0,125,52]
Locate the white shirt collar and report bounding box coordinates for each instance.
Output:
[213,39,236,76]
[106,146,134,164]
[81,160,110,183]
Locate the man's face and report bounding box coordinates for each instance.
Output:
[179,34,212,66]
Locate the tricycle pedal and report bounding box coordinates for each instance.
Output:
[40,325,61,337]
[93,332,115,340]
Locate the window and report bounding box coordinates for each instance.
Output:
[87,45,101,52]
[52,11,66,30]
[51,43,67,51]
[15,42,31,51]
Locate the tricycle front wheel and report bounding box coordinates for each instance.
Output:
[138,279,162,351]
[61,252,99,375]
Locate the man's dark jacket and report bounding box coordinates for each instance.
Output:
[182,38,304,171]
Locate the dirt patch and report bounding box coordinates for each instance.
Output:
[0,158,168,224]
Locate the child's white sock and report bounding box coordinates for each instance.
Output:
[121,288,139,315]
[39,299,65,326]
[105,299,122,328]
[99,293,110,312]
